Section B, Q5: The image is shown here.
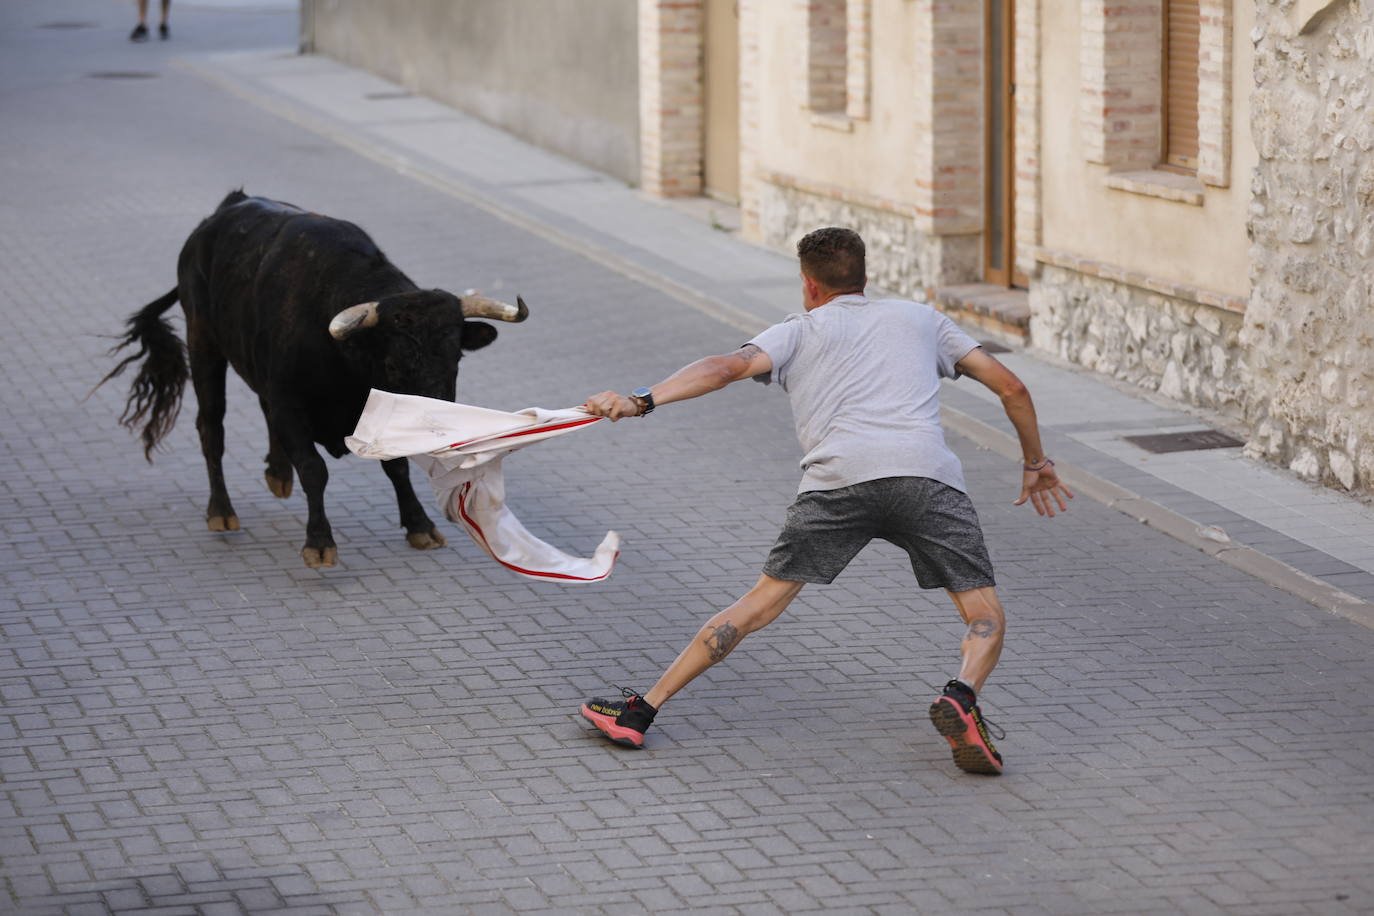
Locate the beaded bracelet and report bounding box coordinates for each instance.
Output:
[1023,457,1055,472]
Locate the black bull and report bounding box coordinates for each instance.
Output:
[100,190,530,568]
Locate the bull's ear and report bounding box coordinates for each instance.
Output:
[461,320,498,352]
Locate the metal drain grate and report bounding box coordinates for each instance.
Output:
[40,22,98,29]
[87,71,159,80]
[1123,430,1244,454]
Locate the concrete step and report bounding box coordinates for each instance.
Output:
[935,283,1030,347]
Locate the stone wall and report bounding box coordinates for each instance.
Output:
[1244,0,1374,493]
[1030,258,1249,419]
[299,0,639,184]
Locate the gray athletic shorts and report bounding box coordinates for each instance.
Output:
[762,476,996,591]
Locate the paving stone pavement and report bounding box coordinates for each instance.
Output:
[3,2,1374,914]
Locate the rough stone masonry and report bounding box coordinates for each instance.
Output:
[1244,0,1374,494]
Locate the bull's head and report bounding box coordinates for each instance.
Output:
[328,290,529,400]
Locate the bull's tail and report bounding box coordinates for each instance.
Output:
[95,287,188,461]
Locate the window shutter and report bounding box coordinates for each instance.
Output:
[1164,0,1200,172]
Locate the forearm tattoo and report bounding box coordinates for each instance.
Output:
[704,622,743,661]
[732,344,761,364]
[968,618,1000,638]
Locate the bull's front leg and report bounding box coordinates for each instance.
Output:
[276,426,337,568]
[381,457,447,550]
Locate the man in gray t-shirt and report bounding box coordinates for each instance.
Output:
[578,228,1072,775]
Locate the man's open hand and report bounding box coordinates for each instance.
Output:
[1014,464,1074,517]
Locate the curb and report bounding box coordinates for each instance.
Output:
[178,51,1374,632]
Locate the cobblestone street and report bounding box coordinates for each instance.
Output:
[2,3,1374,913]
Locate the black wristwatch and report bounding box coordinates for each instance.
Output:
[631,387,656,416]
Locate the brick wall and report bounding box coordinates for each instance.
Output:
[1196,0,1233,186]
[1014,0,1042,279]
[846,0,872,120]
[639,0,704,197]
[1080,0,1162,170]
[911,1,983,235]
[739,0,762,236]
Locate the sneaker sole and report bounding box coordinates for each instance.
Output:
[579,704,645,748]
[928,698,1003,775]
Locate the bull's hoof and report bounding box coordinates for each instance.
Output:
[207,514,240,532]
[302,545,338,568]
[265,472,293,499]
[407,529,447,550]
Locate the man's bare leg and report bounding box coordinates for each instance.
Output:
[580,575,804,746]
[643,574,805,708]
[929,585,1006,774]
[948,586,1005,692]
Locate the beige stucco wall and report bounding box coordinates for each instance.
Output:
[753,0,922,206]
[1038,1,1256,299]
[300,0,639,184]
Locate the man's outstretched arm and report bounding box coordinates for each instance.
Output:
[583,344,774,420]
[955,347,1074,516]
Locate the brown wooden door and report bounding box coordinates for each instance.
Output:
[983,0,1021,287]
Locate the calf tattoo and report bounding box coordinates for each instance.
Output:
[968,618,1000,638]
[704,622,742,661]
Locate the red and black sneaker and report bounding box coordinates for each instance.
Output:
[928,679,1005,775]
[580,687,657,748]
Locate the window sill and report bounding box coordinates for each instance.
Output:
[809,112,854,132]
[1105,169,1205,206]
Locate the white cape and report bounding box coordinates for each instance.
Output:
[346,389,620,583]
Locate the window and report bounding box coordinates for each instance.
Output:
[1082,0,1230,189]
[805,0,848,114]
[800,0,869,123]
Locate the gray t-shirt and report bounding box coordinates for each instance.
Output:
[748,295,980,494]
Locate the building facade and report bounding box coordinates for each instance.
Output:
[636,0,1373,496]
[301,0,1373,495]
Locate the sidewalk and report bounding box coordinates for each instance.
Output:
[183,47,1374,628]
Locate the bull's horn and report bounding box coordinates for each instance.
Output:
[329,301,381,339]
[460,294,529,323]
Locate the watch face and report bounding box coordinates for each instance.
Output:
[632,387,652,399]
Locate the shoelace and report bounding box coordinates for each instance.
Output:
[973,707,1006,741]
[611,685,642,701]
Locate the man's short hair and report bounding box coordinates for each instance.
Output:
[797,227,866,292]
